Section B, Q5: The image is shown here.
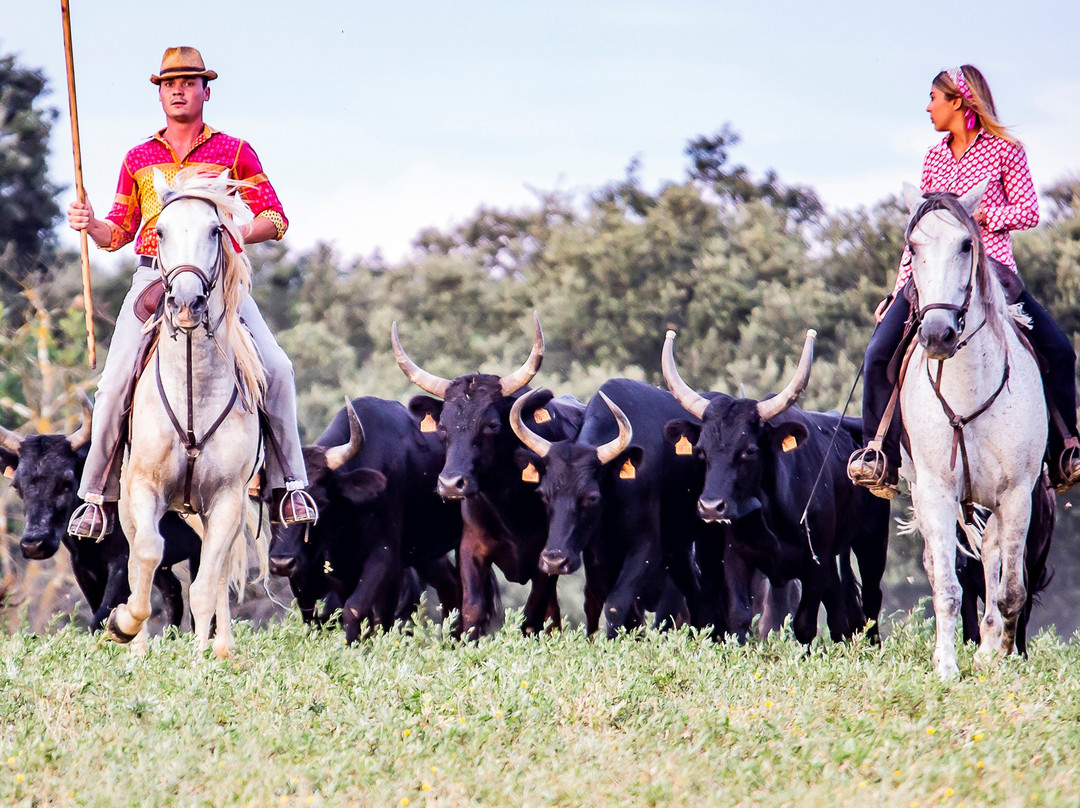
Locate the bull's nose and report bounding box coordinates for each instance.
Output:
[20,535,55,560]
[437,473,470,499]
[268,556,299,577]
[698,498,728,521]
[539,550,578,576]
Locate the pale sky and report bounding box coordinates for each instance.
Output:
[3,1,1079,269]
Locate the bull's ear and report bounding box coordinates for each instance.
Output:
[408,396,443,433]
[769,422,810,454]
[516,388,556,423]
[611,446,644,479]
[0,447,18,476]
[664,420,701,452]
[338,468,387,505]
[514,447,545,483]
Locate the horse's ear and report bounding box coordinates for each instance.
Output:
[958,178,990,217]
[210,169,230,195]
[901,182,922,216]
[153,168,170,205]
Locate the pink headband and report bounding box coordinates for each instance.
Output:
[950,67,978,130]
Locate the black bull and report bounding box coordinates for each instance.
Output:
[663,329,890,644]
[393,314,586,638]
[267,397,463,643]
[510,379,721,637]
[0,403,202,631]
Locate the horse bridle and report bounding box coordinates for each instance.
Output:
[906,194,1009,525]
[908,196,980,341]
[155,193,226,333]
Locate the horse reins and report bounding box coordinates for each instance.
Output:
[155,341,239,513]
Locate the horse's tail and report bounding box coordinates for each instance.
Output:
[228,499,269,602]
[956,506,987,561]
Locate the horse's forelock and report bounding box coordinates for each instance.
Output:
[165,167,252,215]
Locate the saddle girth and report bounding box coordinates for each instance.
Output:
[926,355,1011,526]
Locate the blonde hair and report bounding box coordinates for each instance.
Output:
[933,65,1016,144]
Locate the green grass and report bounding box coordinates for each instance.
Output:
[0,606,1078,807]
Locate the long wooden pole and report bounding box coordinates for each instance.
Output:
[60,0,97,369]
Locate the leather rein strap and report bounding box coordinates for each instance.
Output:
[155,332,239,513]
[926,354,1010,525]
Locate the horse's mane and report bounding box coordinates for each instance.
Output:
[905,193,1009,346]
[161,168,267,408]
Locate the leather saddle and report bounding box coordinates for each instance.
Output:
[134,278,165,323]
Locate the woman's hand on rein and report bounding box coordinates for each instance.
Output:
[874,295,894,323]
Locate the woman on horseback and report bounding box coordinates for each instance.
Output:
[848,64,1080,497]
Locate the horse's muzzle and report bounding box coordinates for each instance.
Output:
[918,314,960,360]
[167,294,208,331]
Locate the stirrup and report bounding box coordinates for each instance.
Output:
[847,445,899,500]
[1054,437,1080,494]
[68,501,111,541]
[276,488,319,526]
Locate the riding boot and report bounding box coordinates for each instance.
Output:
[847,290,910,499]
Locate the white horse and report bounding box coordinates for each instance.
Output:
[899,180,1046,679]
[108,167,267,657]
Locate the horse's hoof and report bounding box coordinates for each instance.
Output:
[106,608,139,645]
[973,645,999,669]
[212,636,233,659]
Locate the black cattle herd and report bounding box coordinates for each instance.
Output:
[0,314,1053,647]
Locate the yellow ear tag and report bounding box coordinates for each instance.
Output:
[522,462,540,483]
[675,436,693,456]
[782,435,798,453]
[420,414,437,433]
[3,466,14,480]
[619,459,636,480]
[533,407,551,424]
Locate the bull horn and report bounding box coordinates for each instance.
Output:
[0,422,23,455]
[595,392,633,465]
[66,390,94,450]
[756,329,816,422]
[661,330,710,420]
[509,389,551,458]
[498,312,545,397]
[325,397,366,471]
[391,321,452,400]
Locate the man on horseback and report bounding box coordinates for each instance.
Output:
[848,64,1080,498]
[65,46,317,538]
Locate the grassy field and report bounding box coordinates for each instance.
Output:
[0,606,1078,808]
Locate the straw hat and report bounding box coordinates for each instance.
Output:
[150,47,218,85]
